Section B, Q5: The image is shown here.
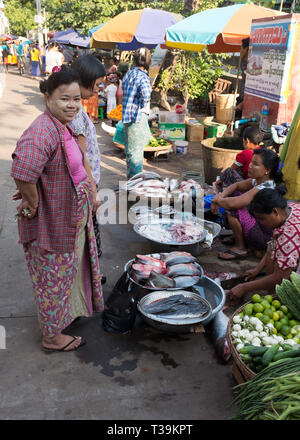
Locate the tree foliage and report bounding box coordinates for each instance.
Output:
[5,0,36,35]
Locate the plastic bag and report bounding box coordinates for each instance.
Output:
[102,272,137,334]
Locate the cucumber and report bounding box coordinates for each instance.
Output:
[262,343,280,366]
[239,346,254,354]
[248,346,268,356]
[241,354,252,363]
[253,356,263,364]
[255,364,265,372]
[282,343,294,351]
[273,348,300,361]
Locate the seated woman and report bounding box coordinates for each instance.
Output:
[211,148,283,260]
[226,187,300,302]
[215,126,264,190]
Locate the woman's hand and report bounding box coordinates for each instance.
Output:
[210,201,220,215]
[244,267,260,281]
[225,284,246,304]
[92,191,101,214]
[17,200,38,219]
[12,190,22,201]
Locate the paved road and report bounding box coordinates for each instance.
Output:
[0,69,243,420]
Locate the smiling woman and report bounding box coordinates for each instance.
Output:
[11,69,104,353]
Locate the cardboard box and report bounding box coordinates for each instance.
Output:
[202,121,227,138]
[186,119,204,141]
[158,123,186,141]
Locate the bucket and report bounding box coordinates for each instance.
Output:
[215,94,237,124]
[175,140,188,155]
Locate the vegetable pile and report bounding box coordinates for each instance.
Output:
[231,358,300,420]
[276,272,300,321]
[145,137,170,148]
[230,292,300,372]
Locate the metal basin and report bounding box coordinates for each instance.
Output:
[124,253,204,292]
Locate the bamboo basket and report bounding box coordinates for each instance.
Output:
[226,302,256,383]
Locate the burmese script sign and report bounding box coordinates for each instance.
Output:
[245,18,296,103]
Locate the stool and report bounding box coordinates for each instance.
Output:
[98,106,106,119]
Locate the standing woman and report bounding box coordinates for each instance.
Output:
[11,70,104,352]
[122,48,152,179]
[69,54,106,257]
[30,44,41,77]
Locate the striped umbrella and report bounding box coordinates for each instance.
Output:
[165,3,286,53]
[90,8,182,50]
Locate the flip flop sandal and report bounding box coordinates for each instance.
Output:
[42,336,86,353]
[218,250,248,261]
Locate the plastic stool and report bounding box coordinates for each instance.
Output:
[98,106,105,119]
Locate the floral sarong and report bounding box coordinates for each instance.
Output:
[23,178,104,338]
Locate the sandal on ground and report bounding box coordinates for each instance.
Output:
[218,249,248,261]
[42,336,86,353]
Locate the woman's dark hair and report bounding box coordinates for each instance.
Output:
[243,126,264,146]
[71,54,106,90]
[133,47,151,71]
[253,148,283,184]
[249,187,287,217]
[242,37,250,48]
[39,69,80,95]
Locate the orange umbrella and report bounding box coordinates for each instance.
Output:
[90,8,182,50]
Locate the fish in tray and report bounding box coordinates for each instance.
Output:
[206,310,231,363]
[163,251,197,267]
[166,263,200,278]
[145,271,175,289]
[173,275,201,288]
[141,294,209,319]
[128,171,163,182]
[131,263,166,282]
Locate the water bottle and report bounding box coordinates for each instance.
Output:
[259,102,269,131]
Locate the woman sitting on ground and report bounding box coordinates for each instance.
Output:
[211,148,283,260]
[226,187,300,302]
[215,126,265,190]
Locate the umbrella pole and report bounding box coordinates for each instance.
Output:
[230,51,241,134]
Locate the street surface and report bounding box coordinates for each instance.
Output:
[0,67,254,420]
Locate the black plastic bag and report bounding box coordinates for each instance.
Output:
[102,272,137,334]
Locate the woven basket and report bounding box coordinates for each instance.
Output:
[226,302,256,382]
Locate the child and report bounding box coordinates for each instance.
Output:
[215,126,264,190]
[105,75,118,114]
[226,187,300,302]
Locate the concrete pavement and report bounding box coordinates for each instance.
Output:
[0,68,252,420]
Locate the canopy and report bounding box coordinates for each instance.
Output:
[88,23,105,37]
[90,8,182,50]
[0,33,17,41]
[50,28,90,48]
[165,3,286,53]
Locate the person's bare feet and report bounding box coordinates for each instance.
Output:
[42,334,84,351]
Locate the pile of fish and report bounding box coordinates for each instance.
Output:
[125,172,203,199]
[129,252,202,289]
[137,220,204,245]
[167,221,204,243]
[141,294,210,320]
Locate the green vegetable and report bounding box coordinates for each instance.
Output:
[276,278,300,321]
[253,356,263,364]
[282,343,294,351]
[239,345,254,354]
[231,359,300,420]
[290,271,300,293]
[273,348,300,361]
[262,343,280,366]
[248,346,268,356]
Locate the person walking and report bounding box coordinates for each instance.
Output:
[105,74,118,114]
[122,47,152,179]
[69,54,106,258]
[1,42,9,73]
[11,69,104,352]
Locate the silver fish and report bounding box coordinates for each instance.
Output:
[166,263,201,278]
[165,251,197,267]
[173,275,200,288]
[170,178,179,192]
[128,171,163,182]
[132,179,167,189]
[145,271,175,289]
[209,311,231,363]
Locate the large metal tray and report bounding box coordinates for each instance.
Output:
[137,290,212,326]
[133,219,207,246]
[124,253,204,291]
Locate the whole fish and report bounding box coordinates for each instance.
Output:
[170,178,179,192]
[166,263,201,278]
[142,294,209,319]
[131,263,165,276]
[164,251,197,267]
[208,310,231,363]
[132,179,167,190]
[135,255,165,268]
[173,275,200,288]
[145,271,175,289]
